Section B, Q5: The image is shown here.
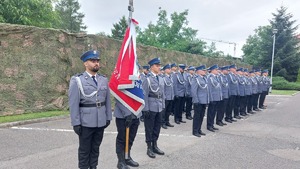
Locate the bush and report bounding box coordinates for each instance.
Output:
[272,76,300,90]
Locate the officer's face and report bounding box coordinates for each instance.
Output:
[230,68,236,73]
[171,67,177,72]
[151,64,161,74]
[222,70,228,75]
[84,59,100,73]
[189,70,194,74]
[165,68,171,74]
[211,69,218,75]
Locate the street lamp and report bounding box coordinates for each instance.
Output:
[270,28,278,93]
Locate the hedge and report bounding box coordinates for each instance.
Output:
[272,76,300,90]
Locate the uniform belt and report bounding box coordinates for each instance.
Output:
[79,102,106,108]
[148,93,162,99]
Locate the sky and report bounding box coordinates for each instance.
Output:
[78,0,300,58]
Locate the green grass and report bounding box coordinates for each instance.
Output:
[0,111,69,124]
[270,89,299,95]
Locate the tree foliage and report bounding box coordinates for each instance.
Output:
[111,15,127,40]
[242,6,300,81]
[0,0,61,28]
[55,0,86,32]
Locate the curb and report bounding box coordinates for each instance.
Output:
[0,115,69,128]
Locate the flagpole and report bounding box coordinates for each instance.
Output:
[125,0,134,160]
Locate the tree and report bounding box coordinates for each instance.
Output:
[242,6,300,81]
[136,8,206,55]
[55,0,86,33]
[0,0,61,28]
[111,15,128,40]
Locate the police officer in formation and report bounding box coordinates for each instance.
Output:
[142,57,165,158]
[216,66,229,126]
[114,99,140,169]
[161,64,175,129]
[172,64,187,124]
[244,69,255,114]
[191,65,208,137]
[236,68,247,116]
[185,66,195,120]
[206,65,222,132]
[259,70,270,109]
[69,50,112,169]
[225,64,239,123]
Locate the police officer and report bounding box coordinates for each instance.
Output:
[173,64,187,124]
[142,57,165,158]
[170,63,177,116]
[185,66,195,120]
[114,99,140,169]
[259,70,270,109]
[191,65,208,137]
[216,66,229,126]
[253,70,262,111]
[207,64,222,132]
[69,50,112,169]
[225,64,239,123]
[249,70,258,113]
[237,68,247,117]
[244,69,254,114]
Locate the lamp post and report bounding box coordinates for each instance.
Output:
[270,28,278,93]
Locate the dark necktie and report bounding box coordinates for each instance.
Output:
[92,76,98,86]
[156,76,159,82]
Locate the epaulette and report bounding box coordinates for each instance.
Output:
[97,73,106,77]
[75,73,83,77]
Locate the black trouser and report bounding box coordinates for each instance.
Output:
[234,96,240,117]
[207,101,219,128]
[239,96,246,114]
[193,103,206,134]
[78,126,104,169]
[259,91,267,108]
[144,111,162,143]
[225,95,236,120]
[252,93,259,109]
[116,118,140,154]
[163,100,173,124]
[174,96,185,122]
[185,96,193,117]
[217,98,228,123]
[246,95,252,112]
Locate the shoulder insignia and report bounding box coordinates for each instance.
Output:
[75,73,83,77]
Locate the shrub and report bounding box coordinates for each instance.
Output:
[272,76,300,90]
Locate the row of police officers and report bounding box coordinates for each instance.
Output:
[68,50,270,169]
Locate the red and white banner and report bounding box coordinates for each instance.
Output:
[109,19,144,116]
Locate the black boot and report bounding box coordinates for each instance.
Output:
[152,141,165,155]
[125,151,139,167]
[147,142,156,158]
[117,153,130,169]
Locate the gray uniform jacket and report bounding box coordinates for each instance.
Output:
[207,74,222,102]
[114,99,141,118]
[237,75,246,96]
[227,72,239,96]
[142,72,165,112]
[185,74,193,97]
[256,76,263,93]
[191,75,209,104]
[163,74,174,101]
[244,76,252,96]
[262,76,271,92]
[250,76,258,94]
[140,73,146,82]
[172,72,186,97]
[219,73,229,99]
[69,72,112,127]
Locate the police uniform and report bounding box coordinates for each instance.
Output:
[185,66,195,120]
[69,50,112,169]
[140,65,150,122]
[216,66,229,125]
[172,64,187,124]
[191,65,209,137]
[162,64,175,128]
[142,57,165,158]
[253,70,262,111]
[259,70,270,109]
[114,99,140,168]
[244,69,254,114]
[170,63,177,116]
[250,71,258,112]
[225,64,239,122]
[207,64,222,132]
[236,68,247,117]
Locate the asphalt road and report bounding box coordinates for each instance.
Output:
[1,94,300,169]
